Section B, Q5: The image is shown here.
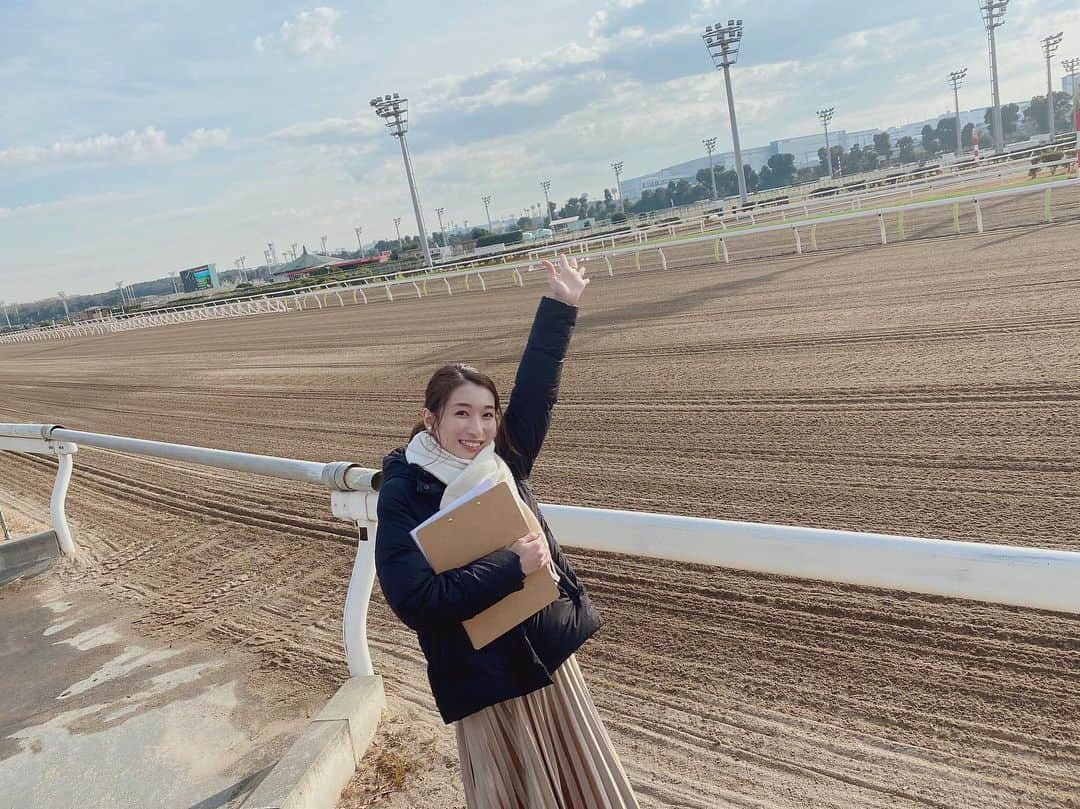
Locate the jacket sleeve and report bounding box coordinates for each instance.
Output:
[498,296,578,479]
[374,480,526,632]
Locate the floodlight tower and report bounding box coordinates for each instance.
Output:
[482,195,493,231]
[702,137,719,200]
[817,107,835,178]
[610,162,624,213]
[0,301,10,329]
[948,69,968,156]
[541,180,553,224]
[435,207,448,257]
[393,216,403,250]
[354,226,363,254]
[116,281,127,312]
[370,93,433,267]
[980,0,1010,153]
[702,19,748,206]
[57,292,69,319]
[263,251,271,273]
[268,242,278,265]
[1042,33,1064,141]
[320,235,328,255]
[1064,57,1080,133]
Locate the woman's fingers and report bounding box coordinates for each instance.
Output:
[542,259,557,278]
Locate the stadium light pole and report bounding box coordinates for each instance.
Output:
[0,301,10,329]
[320,235,328,255]
[393,216,403,252]
[1042,33,1064,142]
[702,137,718,200]
[541,180,553,224]
[262,252,271,275]
[370,93,433,268]
[435,207,448,258]
[354,226,363,255]
[817,107,835,179]
[267,242,278,266]
[115,281,127,313]
[481,195,493,231]
[1064,57,1080,133]
[947,69,968,156]
[980,0,1009,154]
[703,19,748,206]
[610,161,624,213]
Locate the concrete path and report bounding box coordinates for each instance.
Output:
[0,576,329,809]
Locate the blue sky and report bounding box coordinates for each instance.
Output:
[2,0,1077,302]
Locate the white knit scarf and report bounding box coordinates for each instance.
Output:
[405,430,556,577]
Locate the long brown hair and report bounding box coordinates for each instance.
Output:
[410,363,515,456]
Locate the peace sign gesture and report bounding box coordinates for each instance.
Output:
[542,254,590,307]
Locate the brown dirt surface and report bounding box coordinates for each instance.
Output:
[1,195,1079,808]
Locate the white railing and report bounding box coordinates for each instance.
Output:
[3,422,1080,690]
[3,172,1078,346]
[0,423,382,678]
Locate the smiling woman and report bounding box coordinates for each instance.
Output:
[373,255,640,808]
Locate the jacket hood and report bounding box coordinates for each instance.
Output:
[382,446,411,481]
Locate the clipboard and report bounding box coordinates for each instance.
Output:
[411,480,559,649]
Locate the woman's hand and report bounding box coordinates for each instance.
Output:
[509,531,551,576]
[543,253,589,307]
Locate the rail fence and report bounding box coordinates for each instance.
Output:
[2,174,1078,346]
[2,422,1079,684]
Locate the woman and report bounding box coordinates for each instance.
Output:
[374,254,639,809]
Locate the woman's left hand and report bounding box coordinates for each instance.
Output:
[543,254,590,307]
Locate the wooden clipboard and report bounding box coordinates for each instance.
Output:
[412,480,558,649]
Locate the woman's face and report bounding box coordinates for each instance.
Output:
[424,381,498,460]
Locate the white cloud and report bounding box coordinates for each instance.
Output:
[0,190,151,221]
[0,127,230,168]
[255,7,343,58]
[268,116,380,145]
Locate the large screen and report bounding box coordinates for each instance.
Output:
[192,268,213,289]
[179,264,219,293]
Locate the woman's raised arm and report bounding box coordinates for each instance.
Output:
[497,255,588,479]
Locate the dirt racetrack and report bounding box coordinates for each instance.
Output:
[2,202,1079,807]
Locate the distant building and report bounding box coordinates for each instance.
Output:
[885,108,987,144]
[271,246,391,281]
[271,247,340,280]
[72,306,113,323]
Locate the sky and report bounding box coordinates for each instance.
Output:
[2,0,1078,303]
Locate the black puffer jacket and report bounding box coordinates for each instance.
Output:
[374,296,602,724]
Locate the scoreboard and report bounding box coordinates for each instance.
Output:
[178,264,220,293]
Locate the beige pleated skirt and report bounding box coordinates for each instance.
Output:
[455,654,639,809]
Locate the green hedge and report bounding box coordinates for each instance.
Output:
[476,230,523,248]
